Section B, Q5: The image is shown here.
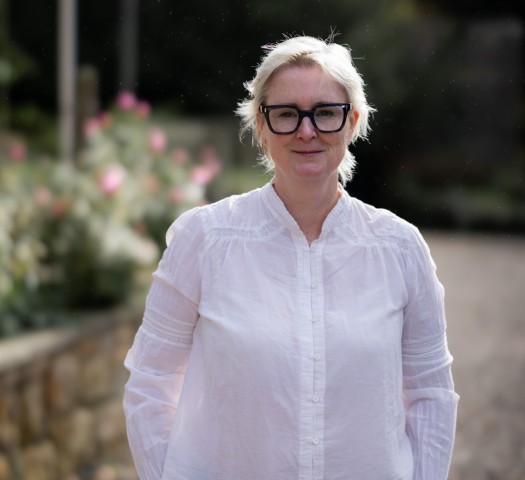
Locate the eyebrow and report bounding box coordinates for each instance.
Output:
[264,101,347,108]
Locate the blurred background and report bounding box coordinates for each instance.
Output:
[0,1,524,479]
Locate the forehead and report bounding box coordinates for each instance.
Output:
[265,65,347,105]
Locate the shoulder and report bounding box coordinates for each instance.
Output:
[166,186,269,245]
[342,195,423,251]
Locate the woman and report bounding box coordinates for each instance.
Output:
[124,35,459,480]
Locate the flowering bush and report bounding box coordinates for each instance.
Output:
[0,92,221,336]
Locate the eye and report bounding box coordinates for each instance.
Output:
[315,108,337,118]
[276,108,298,119]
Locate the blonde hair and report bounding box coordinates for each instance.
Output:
[236,35,375,185]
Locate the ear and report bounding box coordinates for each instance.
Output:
[349,109,359,130]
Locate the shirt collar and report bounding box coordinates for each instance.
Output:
[261,181,347,240]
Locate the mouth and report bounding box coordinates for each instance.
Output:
[292,149,324,156]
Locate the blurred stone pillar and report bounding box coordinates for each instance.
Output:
[58,0,77,163]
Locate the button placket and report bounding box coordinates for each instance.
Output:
[309,243,326,479]
[296,241,326,479]
[296,244,318,478]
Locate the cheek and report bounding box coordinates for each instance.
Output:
[338,129,352,150]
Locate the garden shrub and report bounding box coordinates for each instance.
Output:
[0,92,221,337]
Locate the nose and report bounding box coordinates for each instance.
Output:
[296,115,317,140]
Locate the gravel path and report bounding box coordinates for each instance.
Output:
[426,232,525,480]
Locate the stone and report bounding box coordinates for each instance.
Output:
[74,337,100,358]
[78,354,112,404]
[0,455,12,480]
[92,464,118,480]
[89,463,139,480]
[21,376,46,443]
[22,441,58,480]
[115,324,135,347]
[0,386,21,449]
[112,325,135,391]
[0,312,142,479]
[46,353,79,414]
[49,408,96,476]
[95,400,127,456]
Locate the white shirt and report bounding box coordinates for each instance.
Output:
[124,182,459,480]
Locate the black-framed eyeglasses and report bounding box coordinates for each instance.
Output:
[259,103,352,134]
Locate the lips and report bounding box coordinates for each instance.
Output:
[292,149,324,155]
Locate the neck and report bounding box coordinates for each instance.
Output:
[273,176,341,244]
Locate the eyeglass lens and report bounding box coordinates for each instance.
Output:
[267,105,347,133]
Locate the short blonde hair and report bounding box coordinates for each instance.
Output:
[236,35,375,185]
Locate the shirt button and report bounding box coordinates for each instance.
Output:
[312,437,320,445]
[313,354,321,361]
[312,395,319,402]
[311,282,317,289]
[312,316,319,323]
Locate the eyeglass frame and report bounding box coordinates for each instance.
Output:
[259,103,352,135]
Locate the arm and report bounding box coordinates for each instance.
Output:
[402,229,459,480]
[123,209,203,480]
[124,285,197,480]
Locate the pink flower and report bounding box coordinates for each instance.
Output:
[169,187,186,204]
[136,100,151,118]
[143,173,160,193]
[190,145,221,186]
[98,165,127,195]
[8,143,26,162]
[52,198,68,217]
[99,112,112,129]
[83,117,101,138]
[116,91,137,111]
[148,128,167,154]
[190,165,217,186]
[35,186,52,207]
[171,148,189,165]
[199,144,221,175]
[199,144,218,163]
[133,222,147,235]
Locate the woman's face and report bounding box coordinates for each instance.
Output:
[257,65,358,188]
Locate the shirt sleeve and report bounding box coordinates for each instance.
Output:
[123,208,204,480]
[402,227,460,480]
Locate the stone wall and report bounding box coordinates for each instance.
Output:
[0,309,141,480]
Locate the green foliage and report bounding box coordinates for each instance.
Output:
[0,93,221,337]
[8,0,428,114]
[135,0,426,113]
